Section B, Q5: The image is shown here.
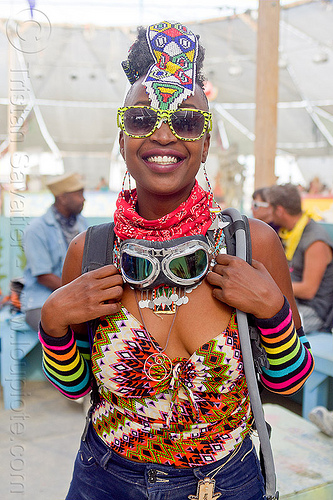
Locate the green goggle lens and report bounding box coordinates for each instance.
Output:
[169,249,207,279]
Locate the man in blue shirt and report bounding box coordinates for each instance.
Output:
[22,172,88,331]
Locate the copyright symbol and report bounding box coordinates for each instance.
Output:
[6,9,51,54]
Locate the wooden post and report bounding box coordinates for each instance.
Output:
[254,0,280,189]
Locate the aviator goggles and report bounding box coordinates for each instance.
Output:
[117,106,212,141]
[119,235,212,290]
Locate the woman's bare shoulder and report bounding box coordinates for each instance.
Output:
[248,218,283,261]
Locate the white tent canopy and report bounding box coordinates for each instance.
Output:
[1,0,332,190]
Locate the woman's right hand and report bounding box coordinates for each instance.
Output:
[41,264,123,337]
[40,230,123,337]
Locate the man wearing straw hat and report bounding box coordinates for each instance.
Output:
[22,172,88,331]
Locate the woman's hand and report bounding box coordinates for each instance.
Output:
[206,218,301,325]
[206,253,284,319]
[41,264,123,337]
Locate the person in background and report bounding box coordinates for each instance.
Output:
[307,176,326,195]
[251,188,272,223]
[95,176,110,191]
[22,172,88,331]
[267,183,333,334]
[252,187,280,233]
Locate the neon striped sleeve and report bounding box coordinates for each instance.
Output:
[38,325,92,399]
[255,297,314,395]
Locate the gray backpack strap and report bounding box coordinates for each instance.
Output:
[207,212,252,264]
[82,222,115,273]
[220,213,252,263]
[222,207,278,500]
[208,211,269,374]
[80,222,115,412]
[224,215,252,264]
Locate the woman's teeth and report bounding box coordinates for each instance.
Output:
[146,156,178,165]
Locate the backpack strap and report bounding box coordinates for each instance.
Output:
[81,222,115,409]
[207,212,252,264]
[223,215,252,265]
[82,222,115,273]
[221,208,278,499]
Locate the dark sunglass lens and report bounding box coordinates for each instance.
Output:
[169,249,207,279]
[121,253,153,281]
[123,108,157,136]
[171,110,205,138]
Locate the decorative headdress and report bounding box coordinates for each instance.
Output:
[122,21,199,110]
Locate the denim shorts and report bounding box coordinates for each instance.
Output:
[66,421,266,500]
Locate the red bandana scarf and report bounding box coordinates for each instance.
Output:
[114,181,214,241]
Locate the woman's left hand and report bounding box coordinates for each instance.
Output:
[206,253,284,319]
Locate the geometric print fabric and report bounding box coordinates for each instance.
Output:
[91,308,252,467]
[144,21,198,110]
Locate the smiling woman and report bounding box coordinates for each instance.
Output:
[38,20,314,500]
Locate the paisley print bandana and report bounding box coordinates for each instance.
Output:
[143,21,198,110]
[113,180,214,241]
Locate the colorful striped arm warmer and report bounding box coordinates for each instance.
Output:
[38,325,92,399]
[255,297,314,395]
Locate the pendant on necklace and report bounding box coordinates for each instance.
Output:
[139,287,178,313]
[144,352,172,382]
[176,295,189,306]
[188,477,221,500]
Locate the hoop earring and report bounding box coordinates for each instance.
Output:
[202,162,222,214]
[121,170,135,205]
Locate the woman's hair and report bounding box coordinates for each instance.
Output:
[124,25,206,89]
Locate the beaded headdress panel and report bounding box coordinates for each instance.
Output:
[122,21,199,110]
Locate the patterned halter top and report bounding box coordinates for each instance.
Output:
[90,307,252,467]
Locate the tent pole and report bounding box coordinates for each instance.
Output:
[254,0,280,189]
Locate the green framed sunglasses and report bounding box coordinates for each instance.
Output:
[117,105,212,141]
